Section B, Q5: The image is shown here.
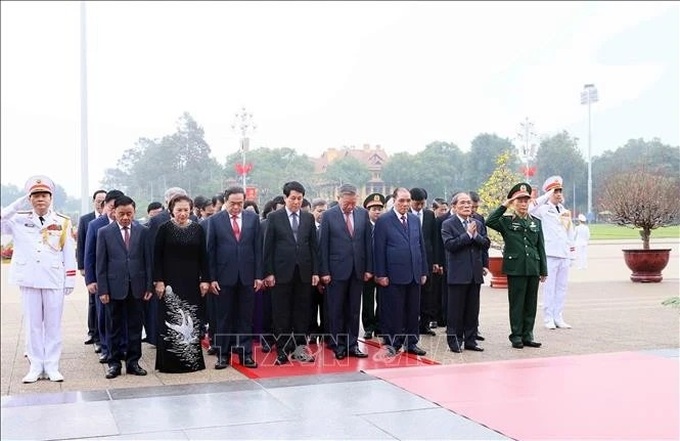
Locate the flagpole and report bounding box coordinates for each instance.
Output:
[79,1,90,216]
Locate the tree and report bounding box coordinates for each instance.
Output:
[599,169,680,249]
[225,147,315,201]
[381,152,422,191]
[465,133,517,192]
[535,131,587,215]
[417,141,465,200]
[101,113,225,208]
[324,156,371,188]
[477,151,524,249]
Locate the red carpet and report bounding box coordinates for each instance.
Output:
[231,339,438,379]
[366,351,679,440]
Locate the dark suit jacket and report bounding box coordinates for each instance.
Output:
[84,214,111,285]
[410,208,437,271]
[441,216,490,284]
[96,221,152,300]
[472,212,490,268]
[77,211,96,270]
[373,210,428,285]
[264,208,318,284]
[434,211,452,268]
[206,210,263,286]
[318,205,373,280]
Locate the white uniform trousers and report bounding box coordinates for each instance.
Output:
[21,287,64,374]
[542,257,570,324]
[575,245,588,269]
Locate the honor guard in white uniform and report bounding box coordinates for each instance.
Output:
[1,175,76,383]
[529,176,576,330]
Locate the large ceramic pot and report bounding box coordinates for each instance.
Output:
[622,249,671,283]
[488,256,508,289]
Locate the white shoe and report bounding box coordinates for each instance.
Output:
[46,371,64,382]
[544,319,556,330]
[22,371,41,383]
[555,320,572,329]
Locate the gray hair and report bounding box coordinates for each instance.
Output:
[164,187,187,203]
[311,198,327,210]
[337,183,358,196]
[450,192,469,206]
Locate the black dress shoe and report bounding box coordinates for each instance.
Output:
[275,353,289,365]
[406,346,427,356]
[261,341,272,353]
[98,354,109,363]
[420,328,436,336]
[214,358,229,370]
[348,348,368,358]
[363,332,373,339]
[93,343,102,354]
[465,345,484,352]
[127,364,147,376]
[475,334,485,341]
[206,346,217,356]
[522,341,542,348]
[241,356,258,368]
[450,346,462,353]
[429,321,438,329]
[84,336,95,345]
[512,341,524,349]
[105,366,121,379]
[335,351,346,360]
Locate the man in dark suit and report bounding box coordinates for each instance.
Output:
[373,187,428,357]
[469,191,489,341]
[84,189,125,363]
[96,195,153,379]
[78,189,106,346]
[319,184,372,360]
[264,181,319,365]
[409,187,438,336]
[145,187,193,346]
[433,199,453,328]
[441,192,490,353]
[206,186,263,370]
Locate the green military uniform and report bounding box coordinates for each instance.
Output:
[486,183,548,348]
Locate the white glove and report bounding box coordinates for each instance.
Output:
[64,288,73,296]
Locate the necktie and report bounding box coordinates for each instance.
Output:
[345,212,354,237]
[291,212,299,241]
[123,226,130,251]
[556,205,561,213]
[231,215,241,241]
[39,216,45,225]
[400,215,407,230]
[463,218,468,229]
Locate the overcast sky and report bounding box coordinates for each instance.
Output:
[1,1,678,198]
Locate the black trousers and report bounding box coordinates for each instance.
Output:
[108,289,143,369]
[446,283,481,350]
[87,292,99,341]
[361,279,380,334]
[419,276,436,331]
[271,266,312,355]
[309,283,326,335]
[213,280,255,359]
[379,282,420,350]
[326,272,363,352]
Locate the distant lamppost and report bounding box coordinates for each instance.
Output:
[516,116,538,184]
[581,84,598,219]
[231,107,256,188]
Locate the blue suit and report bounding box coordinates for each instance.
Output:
[84,214,114,358]
[96,221,152,369]
[206,210,263,359]
[318,205,373,353]
[441,216,490,350]
[373,210,428,350]
[77,211,97,341]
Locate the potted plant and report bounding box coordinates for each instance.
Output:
[477,151,524,288]
[600,169,680,282]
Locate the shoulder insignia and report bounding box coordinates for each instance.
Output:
[55,212,71,220]
[17,210,31,214]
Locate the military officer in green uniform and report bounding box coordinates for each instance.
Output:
[486,182,547,349]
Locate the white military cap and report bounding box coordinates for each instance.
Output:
[542,176,563,193]
[25,175,55,195]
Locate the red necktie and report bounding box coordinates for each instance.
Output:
[345,212,354,237]
[123,226,130,250]
[232,215,241,241]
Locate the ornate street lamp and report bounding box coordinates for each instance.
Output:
[231,107,256,189]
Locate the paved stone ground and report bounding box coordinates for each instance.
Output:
[1,239,678,396]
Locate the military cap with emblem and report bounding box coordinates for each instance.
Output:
[507,182,532,199]
[542,175,563,193]
[363,193,385,209]
[24,175,55,196]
